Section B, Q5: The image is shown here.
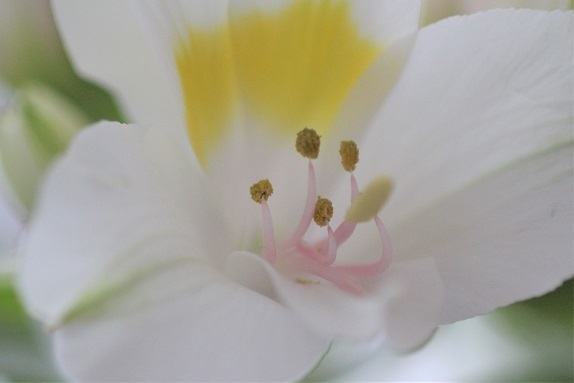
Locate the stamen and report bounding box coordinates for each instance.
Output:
[313,197,333,227]
[251,179,276,263]
[295,128,321,159]
[248,133,394,293]
[334,215,393,277]
[345,176,393,223]
[284,160,317,249]
[339,140,359,172]
[333,140,360,245]
[261,199,277,264]
[250,179,273,203]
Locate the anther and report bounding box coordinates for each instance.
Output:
[339,140,359,172]
[250,179,273,203]
[313,197,333,227]
[296,128,321,159]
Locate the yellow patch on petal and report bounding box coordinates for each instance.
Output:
[231,0,382,135]
[176,0,382,168]
[175,26,236,167]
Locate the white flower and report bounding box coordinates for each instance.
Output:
[19,1,573,381]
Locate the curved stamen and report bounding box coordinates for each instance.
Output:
[260,199,277,264]
[284,160,316,249]
[333,215,393,277]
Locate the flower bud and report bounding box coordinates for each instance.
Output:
[0,83,87,215]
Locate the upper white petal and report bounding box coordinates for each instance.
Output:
[360,10,573,225]
[355,10,573,322]
[51,0,187,141]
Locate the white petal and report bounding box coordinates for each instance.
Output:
[226,251,383,340]
[306,258,445,379]
[51,0,186,141]
[379,258,444,350]
[359,10,573,226]
[348,0,422,43]
[226,251,444,348]
[53,258,330,382]
[19,122,226,324]
[394,145,573,324]
[351,10,573,321]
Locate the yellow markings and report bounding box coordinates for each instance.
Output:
[345,176,393,223]
[231,0,382,136]
[175,0,382,168]
[175,26,236,167]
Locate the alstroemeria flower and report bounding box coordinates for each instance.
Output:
[19,1,573,381]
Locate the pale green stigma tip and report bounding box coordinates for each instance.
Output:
[313,196,333,227]
[339,140,359,172]
[296,128,321,159]
[345,176,393,223]
[250,179,273,203]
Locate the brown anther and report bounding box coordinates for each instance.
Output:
[339,140,359,172]
[250,179,273,203]
[295,128,321,159]
[313,197,333,227]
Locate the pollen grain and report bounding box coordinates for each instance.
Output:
[250,179,274,203]
[340,140,359,172]
[313,197,333,227]
[296,128,321,159]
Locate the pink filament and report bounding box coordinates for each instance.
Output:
[260,199,276,264]
[257,161,393,294]
[333,215,393,277]
[284,160,317,250]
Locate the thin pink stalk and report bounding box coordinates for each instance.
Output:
[284,160,316,249]
[333,215,393,277]
[260,199,276,264]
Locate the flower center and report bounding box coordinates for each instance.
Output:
[250,129,394,295]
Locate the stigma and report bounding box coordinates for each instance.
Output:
[250,128,394,295]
